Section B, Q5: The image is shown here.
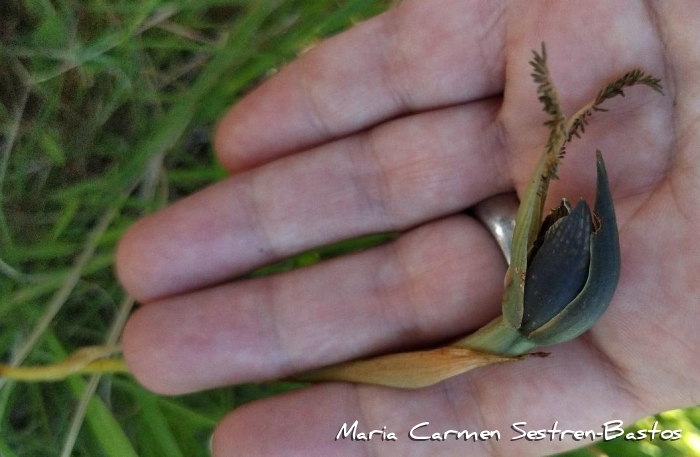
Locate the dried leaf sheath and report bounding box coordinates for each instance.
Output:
[293,347,541,389]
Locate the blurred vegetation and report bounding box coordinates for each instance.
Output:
[0,1,697,456]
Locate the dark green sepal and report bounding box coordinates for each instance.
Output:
[525,151,620,345]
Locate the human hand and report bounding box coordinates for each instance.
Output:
[116,1,700,455]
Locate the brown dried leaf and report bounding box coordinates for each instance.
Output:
[294,347,544,389]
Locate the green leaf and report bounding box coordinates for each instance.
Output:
[40,132,66,166]
[45,334,139,457]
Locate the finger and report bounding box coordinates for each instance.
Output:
[121,216,506,395]
[214,0,506,172]
[210,340,647,457]
[117,99,510,302]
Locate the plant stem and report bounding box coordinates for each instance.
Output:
[0,346,128,382]
[451,316,538,356]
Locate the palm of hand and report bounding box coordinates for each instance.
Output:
[117,1,700,455]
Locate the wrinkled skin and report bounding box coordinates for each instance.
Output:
[116,1,700,456]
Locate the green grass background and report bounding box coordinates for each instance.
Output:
[0,1,698,456]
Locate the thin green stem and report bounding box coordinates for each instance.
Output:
[451,316,538,356]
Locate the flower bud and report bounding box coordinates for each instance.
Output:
[518,151,620,345]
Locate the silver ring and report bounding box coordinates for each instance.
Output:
[472,193,519,265]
